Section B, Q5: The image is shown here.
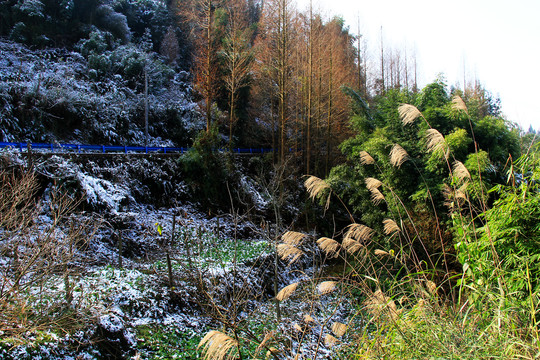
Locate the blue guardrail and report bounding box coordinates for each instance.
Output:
[0,142,274,155]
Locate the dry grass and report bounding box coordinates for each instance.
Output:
[451,95,469,114]
[304,176,330,200]
[281,231,306,246]
[365,177,382,191]
[276,282,299,301]
[359,151,375,165]
[317,281,337,295]
[342,237,364,254]
[425,128,449,158]
[303,314,315,323]
[452,160,471,180]
[277,243,304,264]
[316,237,340,258]
[383,218,401,235]
[198,330,239,360]
[364,289,400,321]
[345,223,374,243]
[0,167,98,345]
[324,334,338,347]
[398,104,423,125]
[374,249,390,257]
[389,144,409,168]
[331,322,347,337]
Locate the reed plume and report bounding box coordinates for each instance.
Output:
[342,237,364,254]
[383,218,400,235]
[365,177,382,191]
[374,249,390,257]
[425,128,449,158]
[198,330,238,360]
[305,175,330,200]
[451,95,469,114]
[277,243,304,264]
[390,144,409,168]
[317,281,337,295]
[331,322,347,337]
[317,237,340,257]
[398,104,423,125]
[345,223,374,242]
[324,334,339,347]
[276,282,299,301]
[282,231,307,246]
[359,150,375,165]
[452,160,471,181]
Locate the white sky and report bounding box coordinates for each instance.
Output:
[295,0,540,130]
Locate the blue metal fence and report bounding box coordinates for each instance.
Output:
[0,142,273,155]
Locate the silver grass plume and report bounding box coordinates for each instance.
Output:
[317,281,337,294]
[316,237,340,258]
[451,95,469,114]
[276,282,299,301]
[198,330,238,360]
[282,231,307,246]
[331,322,347,337]
[425,128,449,158]
[389,144,409,168]
[304,175,331,210]
[277,243,304,264]
[345,223,374,242]
[398,103,422,125]
[365,177,382,191]
[383,218,401,235]
[452,160,471,181]
[359,150,375,165]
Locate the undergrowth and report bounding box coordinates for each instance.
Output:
[196,97,540,359]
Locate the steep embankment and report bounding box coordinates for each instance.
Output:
[1,149,320,359]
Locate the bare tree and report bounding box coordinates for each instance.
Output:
[221,0,254,149]
[179,0,221,132]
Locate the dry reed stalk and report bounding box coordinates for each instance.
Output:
[198,330,239,360]
[324,334,339,347]
[398,104,422,125]
[359,151,375,165]
[281,231,306,246]
[425,129,449,158]
[425,280,437,296]
[364,289,400,320]
[345,223,374,242]
[255,331,275,356]
[316,237,340,258]
[374,249,390,257]
[331,322,347,337]
[304,176,330,200]
[456,183,469,200]
[317,281,337,295]
[277,243,304,264]
[365,177,382,191]
[383,219,400,235]
[452,160,471,180]
[389,144,409,168]
[369,187,385,205]
[342,237,364,254]
[451,95,469,114]
[276,282,299,301]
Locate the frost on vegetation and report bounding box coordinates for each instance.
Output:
[0,39,200,144]
[77,172,130,211]
[240,175,269,211]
